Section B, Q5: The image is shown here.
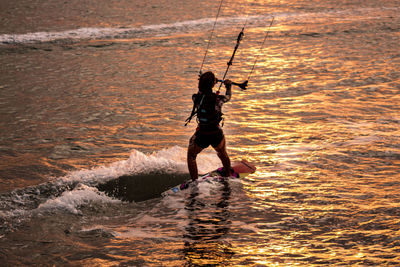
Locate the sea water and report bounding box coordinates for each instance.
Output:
[0,0,399,265]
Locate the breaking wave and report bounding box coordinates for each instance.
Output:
[0,146,220,232]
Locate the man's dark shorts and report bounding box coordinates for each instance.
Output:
[194,128,224,149]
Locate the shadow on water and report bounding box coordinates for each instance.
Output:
[183,179,234,266]
[97,173,189,202]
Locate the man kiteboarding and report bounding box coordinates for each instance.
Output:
[186,71,232,181]
[184,0,273,182]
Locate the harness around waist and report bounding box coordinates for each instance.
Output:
[197,125,222,134]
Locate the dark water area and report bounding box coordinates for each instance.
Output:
[97,173,189,202]
[1,0,400,265]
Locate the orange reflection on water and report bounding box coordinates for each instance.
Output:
[222,20,400,261]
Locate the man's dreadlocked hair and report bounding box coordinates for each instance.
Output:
[198,71,215,94]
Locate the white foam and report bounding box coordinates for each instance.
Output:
[62,146,219,185]
[78,226,118,237]
[0,27,120,44]
[1,6,396,45]
[0,17,222,44]
[0,15,269,44]
[0,208,29,221]
[36,184,120,214]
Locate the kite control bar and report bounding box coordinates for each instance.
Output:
[217,79,248,90]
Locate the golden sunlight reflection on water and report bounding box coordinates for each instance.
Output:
[217,14,400,262]
[86,15,400,262]
[1,0,399,265]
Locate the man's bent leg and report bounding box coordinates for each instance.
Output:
[187,134,204,181]
[214,137,231,177]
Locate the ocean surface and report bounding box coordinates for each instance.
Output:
[1,0,400,265]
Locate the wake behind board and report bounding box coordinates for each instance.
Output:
[161,159,256,197]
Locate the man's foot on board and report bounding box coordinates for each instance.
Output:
[218,167,238,178]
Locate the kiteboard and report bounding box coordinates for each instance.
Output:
[161,159,256,197]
